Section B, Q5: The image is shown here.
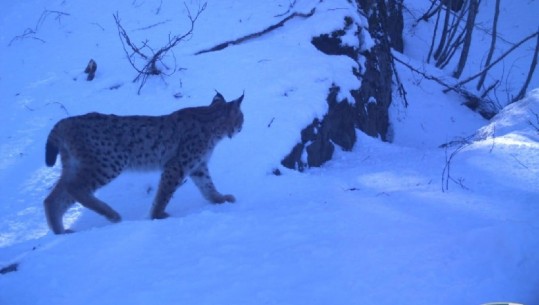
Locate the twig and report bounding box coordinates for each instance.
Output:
[391,54,408,107]
[267,117,275,128]
[91,22,105,31]
[46,102,70,117]
[195,7,316,55]
[8,10,70,46]
[134,20,171,31]
[441,138,472,192]
[114,2,207,94]
[510,154,529,169]
[393,54,455,91]
[480,80,500,98]
[155,0,163,15]
[529,110,539,133]
[275,0,297,17]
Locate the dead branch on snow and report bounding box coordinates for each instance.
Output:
[194,8,315,55]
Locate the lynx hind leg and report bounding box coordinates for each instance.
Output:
[44,181,76,234]
[67,187,122,223]
[62,165,122,224]
[190,164,235,204]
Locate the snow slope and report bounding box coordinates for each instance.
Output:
[1,1,538,304]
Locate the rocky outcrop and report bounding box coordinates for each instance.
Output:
[281,0,404,171]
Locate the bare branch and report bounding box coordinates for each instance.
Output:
[195,7,316,55]
[450,31,539,90]
[418,0,442,22]
[393,54,456,91]
[114,2,207,94]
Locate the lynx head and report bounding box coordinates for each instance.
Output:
[211,91,244,138]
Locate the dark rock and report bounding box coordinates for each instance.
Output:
[311,16,358,60]
[281,143,306,171]
[326,86,356,150]
[282,1,404,170]
[84,59,97,81]
[306,137,335,167]
[0,263,18,275]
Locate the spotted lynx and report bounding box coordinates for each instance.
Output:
[44,92,244,234]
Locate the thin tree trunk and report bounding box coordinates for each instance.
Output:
[427,3,443,63]
[434,0,453,61]
[436,2,467,67]
[512,29,539,103]
[453,0,478,78]
[476,0,500,90]
[438,25,466,68]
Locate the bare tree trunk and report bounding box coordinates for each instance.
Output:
[436,2,467,67]
[433,0,453,61]
[427,3,442,63]
[438,25,466,68]
[512,29,539,103]
[453,0,478,78]
[476,0,500,90]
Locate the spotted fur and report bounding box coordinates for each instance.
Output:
[44,92,244,234]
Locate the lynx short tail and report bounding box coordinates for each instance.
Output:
[45,137,59,167]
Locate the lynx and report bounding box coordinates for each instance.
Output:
[43,92,244,234]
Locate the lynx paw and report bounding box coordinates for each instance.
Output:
[212,194,236,204]
[224,194,236,203]
[151,211,170,220]
[107,212,122,223]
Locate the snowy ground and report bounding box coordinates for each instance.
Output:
[1,1,538,304]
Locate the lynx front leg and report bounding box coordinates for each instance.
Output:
[190,162,235,204]
[150,160,186,219]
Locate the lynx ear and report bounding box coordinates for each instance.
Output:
[235,92,244,106]
[212,91,226,106]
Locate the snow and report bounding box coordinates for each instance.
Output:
[1,1,538,305]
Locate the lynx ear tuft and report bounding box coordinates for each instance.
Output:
[236,92,244,105]
[212,91,226,106]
